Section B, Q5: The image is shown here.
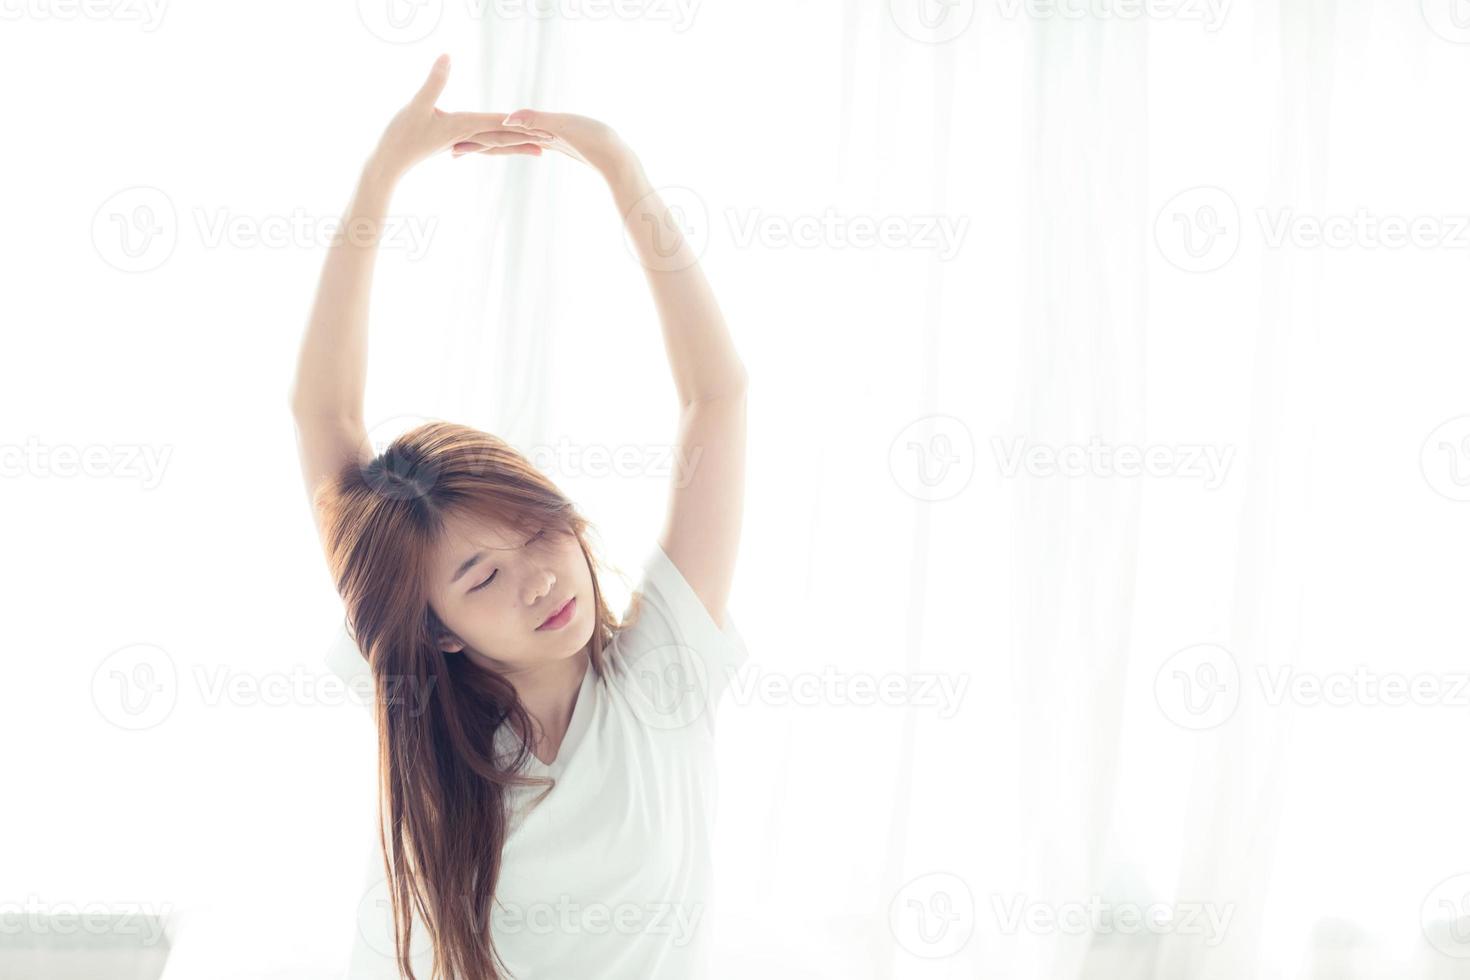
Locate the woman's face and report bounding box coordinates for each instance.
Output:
[426,510,595,673]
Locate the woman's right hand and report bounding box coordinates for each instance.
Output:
[370,54,556,180]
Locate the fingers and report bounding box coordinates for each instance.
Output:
[413,53,451,107]
[457,129,555,147]
[502,108,553,131]
[455,144,544,158]
[442,111,529,135]
[451,136,546,155]
[483,144,543,156]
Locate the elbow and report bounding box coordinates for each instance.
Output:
[683,367,750,410]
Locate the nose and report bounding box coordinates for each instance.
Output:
[525,569,556,607]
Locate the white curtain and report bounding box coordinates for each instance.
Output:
[7,2,1470,978]
[454,3,1470,979]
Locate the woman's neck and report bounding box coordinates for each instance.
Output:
[507,647,590,764]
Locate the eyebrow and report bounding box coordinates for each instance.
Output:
[449,552,488,586]
[448,532,536,588]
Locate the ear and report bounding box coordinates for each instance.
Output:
[436,633,466,654]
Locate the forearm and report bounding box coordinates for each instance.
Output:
[289,156,400,421]
[604,155,748,408]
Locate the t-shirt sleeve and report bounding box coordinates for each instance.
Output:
[606,541,750,732]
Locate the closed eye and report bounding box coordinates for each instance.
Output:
[469,529,548,593]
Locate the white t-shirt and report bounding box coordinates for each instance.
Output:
[339,541,749,979]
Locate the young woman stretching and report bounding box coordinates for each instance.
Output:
[289,55,749,980]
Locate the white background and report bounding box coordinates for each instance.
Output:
[4,0,1470,977]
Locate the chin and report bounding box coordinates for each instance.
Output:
[541,615,592,659]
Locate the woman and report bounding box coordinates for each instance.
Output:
[289,54,749,979]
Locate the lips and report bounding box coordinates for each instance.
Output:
[536,596,576,631]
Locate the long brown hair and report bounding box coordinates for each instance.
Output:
[315,420,621,979]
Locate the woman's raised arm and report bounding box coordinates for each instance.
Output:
[460,112,750,626]
[289,55,552,536]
